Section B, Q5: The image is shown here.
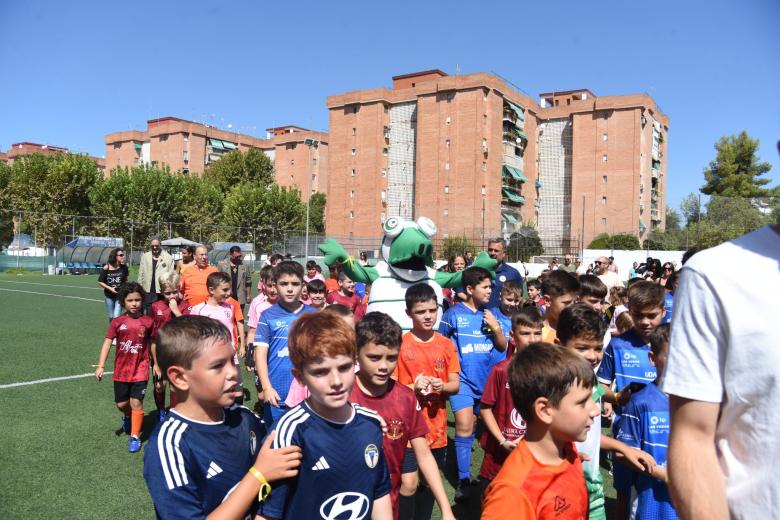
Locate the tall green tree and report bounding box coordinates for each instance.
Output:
[665,208,681,231]
[6,153,102,244]
[680,193,702,227]
[308,192,327,233]
[203,148,274,193]
[701,131,773,197]
[222,183,305,249]
[0,162,13,243]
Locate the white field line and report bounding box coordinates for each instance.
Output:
[0,279,102,290]
[0,287,103,302]
[0,371,114,389]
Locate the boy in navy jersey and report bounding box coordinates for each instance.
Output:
[617,324,679,519]
[597,280,665,519]
[254,261,315,428]
[258,312,393,520]
[439,266,507,502]
[95,282,154,453]
[350,312,455,520]
[144,316,302,520]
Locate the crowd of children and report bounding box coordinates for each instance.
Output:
[94,249,680,519]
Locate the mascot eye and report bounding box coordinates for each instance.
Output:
[383,217,403,238]
[416,217,437,238]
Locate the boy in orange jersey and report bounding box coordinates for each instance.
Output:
[482,342,598,519]
[396,283,460,519]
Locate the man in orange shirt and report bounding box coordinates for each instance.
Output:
[482,342,598,519]
[395,284,460,519]
[179,245,218,306]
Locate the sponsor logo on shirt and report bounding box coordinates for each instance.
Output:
[277,347,289,358]
[119,324,128,331]
[364,444,379,468]
[320,492,369,520]
[386,420,404,441]
[456,316,470,327]
[554,496,571,515]
[118,340,142,354]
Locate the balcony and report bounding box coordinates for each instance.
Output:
[650,209,661,221]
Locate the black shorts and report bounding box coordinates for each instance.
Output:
[401,446,446,474]
[114,381,148,403]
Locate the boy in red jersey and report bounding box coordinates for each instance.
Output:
[95,282,154,453]
[350,312,455,520]
[396,284,460,519]
[482,343,598,519]
[149,272,190,422]
[478,307,544,489]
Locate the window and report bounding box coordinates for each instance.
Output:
[183,134,189,143]
[350,190,355,198]
[444,208,449,216]
[602,196,607,205]
[566,98,571,105]
[380,212,386,222]
[445,139,450,148]
[352,127,356,136]
[113,143,121,149]
[381,190,386,201]
[290,159,295,166]
[481,185,486,196]
[602,218,607,225]
[382,148,388,156]
[182,168,189,175]
[603,112,609,120]
[602,175,608,183]
[351,148,356,156]
[351,169,356,177]
[483,114,487,125]
[602,133,608,141]
[602,154,608,162]
[555,99,559,106]
[159,134,168,142]
[312,158,317,165]
[445,162,450,171]
[482,161,487,171]
[182,151,189,161]
[444,185,449,194]
[446,116,451,125]
[350,211,354,219]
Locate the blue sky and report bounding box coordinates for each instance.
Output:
[1,0,778,211]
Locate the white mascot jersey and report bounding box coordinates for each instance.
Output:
[367,262,444,331]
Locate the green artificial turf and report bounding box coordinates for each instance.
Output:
[0,272,617,519]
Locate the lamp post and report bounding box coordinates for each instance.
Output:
[303,138,319,263]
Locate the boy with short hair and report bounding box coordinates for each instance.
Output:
[540,270,580,343]
[616,323,679,519]
[526,279,545,313]
[245,265,278,400]
[304,260,325,283]
[326,271,362,314]
[254,260,315,428]
[479,307,543,486]
[577,274,612,349]
[306,278,327,311]
[190,271,245,355]
[258,312,393,520]
[481,342,598,518]
[597,280,665,519]
[486,280,522,354]
[557,304,656,520]
[350,312,455,520]
[438,266,507,501]
[396,284,461,519]
[95,282,153,453]
[144,315,302,519]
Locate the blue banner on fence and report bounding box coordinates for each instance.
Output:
[64,236,124,248]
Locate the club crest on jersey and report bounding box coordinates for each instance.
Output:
[386,420,404,441]
[249,430,257,455]
[138,326,147,338]
[364,444,379,468]
[510,408,526,431]
[434,357,445,373]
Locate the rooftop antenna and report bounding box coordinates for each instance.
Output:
[455,63,460,75]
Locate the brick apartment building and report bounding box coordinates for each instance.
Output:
[104,118,328,201]
[326,70,668,250]
[1,142,106,172]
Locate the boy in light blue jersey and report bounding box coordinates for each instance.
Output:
[258,312,392,520]
[254,261,315,429]
[597,280,665,520]
[486,280,521,358]
[616,323,679,519]
[439,266,507,502]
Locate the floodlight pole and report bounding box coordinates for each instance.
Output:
[303,138,319,263]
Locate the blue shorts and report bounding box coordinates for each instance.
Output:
[450,392,481,414]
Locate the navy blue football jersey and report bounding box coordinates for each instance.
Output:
[144,406,266,520]
[259,400,391,519]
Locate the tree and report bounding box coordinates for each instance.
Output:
[695,196,767,248]
[507,227,544,262]
[587,233,611,249]
[665,208,681,231]
[441,236,478,260]
[701,131,773,197]
[222,183,305,250]
[0,162,13,244]
[680,193,701,227]
[587,233,641,250]
[175,176,224,243]
[203,148,274,193]
[6,153,102,244]
[308,192,327,233]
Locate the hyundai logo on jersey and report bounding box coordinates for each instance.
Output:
[319,492,370,520]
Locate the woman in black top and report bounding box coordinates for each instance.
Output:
[98,248,128,321]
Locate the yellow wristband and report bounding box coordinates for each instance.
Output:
[248,466,272,501]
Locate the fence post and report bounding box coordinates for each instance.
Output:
[130,223,134,268]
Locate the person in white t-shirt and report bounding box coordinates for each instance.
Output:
[595,256,621,292]
[661,224,780,520]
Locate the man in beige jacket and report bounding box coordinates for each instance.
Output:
[137,237,174,308]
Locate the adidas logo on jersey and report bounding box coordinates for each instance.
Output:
[206,461,223,479]
[312,456,330,471]
[119,324,128,331]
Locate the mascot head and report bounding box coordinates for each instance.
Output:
[380,217,436,273]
